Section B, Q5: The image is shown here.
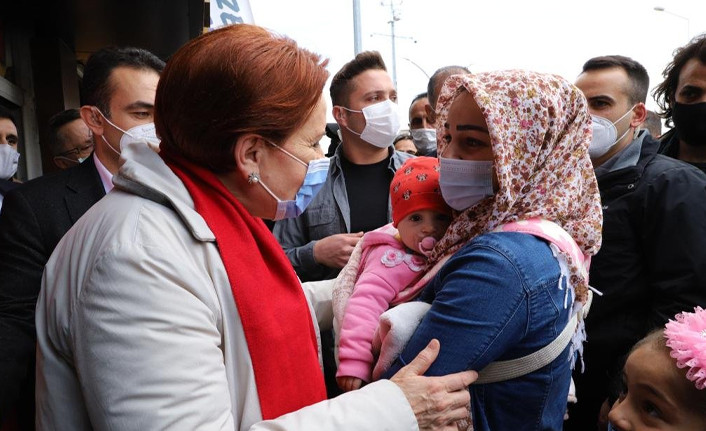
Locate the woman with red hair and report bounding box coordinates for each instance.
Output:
[35,24,474,430]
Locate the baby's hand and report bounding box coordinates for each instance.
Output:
[337,376,363,392]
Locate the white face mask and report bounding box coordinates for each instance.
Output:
[0,144,20,180]
[438,157,494,211]
[121,123,161,153]
[410,128,437,155]
[97,110,161,154]
[588,105,636,159]
[343,99,400,148]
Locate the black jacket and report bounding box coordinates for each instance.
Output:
[0,156,105,426]
[658,128,706,174]
[0,178,19,201]
[567,133,706,429]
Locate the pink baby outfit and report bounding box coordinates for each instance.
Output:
[336,223,427,383]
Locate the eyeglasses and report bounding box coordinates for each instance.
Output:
[55,142,94,158]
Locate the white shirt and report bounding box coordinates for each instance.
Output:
[92,152,114,193]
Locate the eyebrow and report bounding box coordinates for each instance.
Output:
[125,101,154,110]
[679,84,704,93]
[636,383,676,408]
[457,124,489,133]
[587,95,614,103]
[363,89,396,98]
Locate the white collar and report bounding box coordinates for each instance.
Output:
[92,152,114,193]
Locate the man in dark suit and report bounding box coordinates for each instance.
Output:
[0,107,21,211]
[47,108,95,170]
[0,46,164,429]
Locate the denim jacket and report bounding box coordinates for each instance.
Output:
[273,145,413,282]
[383,232,573,430]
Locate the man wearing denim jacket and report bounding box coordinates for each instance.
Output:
[274,51,412,283]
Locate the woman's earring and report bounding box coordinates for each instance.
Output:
[248,172,260,184]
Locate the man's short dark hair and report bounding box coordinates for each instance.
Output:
[82,46,165,117]
[653,34,706,126]
[409,92,428,109]
[393,131,413,146]
[330,51,386,107]
[48,109,82,155]
[0,106,18,129]
[581,55,649,105]
[427,65,471,109]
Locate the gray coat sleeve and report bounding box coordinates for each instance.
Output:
[272,216,328,280]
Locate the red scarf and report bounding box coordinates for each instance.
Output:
[161,150,326,419]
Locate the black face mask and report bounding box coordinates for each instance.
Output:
[672,101,706,147]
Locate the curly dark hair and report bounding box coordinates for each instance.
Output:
[653,34,706,127]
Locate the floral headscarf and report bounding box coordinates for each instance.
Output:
[432,70,602,302]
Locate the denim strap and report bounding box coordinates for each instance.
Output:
[474,312,578,384]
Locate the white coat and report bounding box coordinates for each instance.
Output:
[35,140,417,430]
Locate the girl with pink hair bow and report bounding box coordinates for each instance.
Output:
[608,307,706,430]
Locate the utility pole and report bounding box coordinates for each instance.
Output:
[353,0,362,55]
[387,1,400,88]
[371,2,415,88]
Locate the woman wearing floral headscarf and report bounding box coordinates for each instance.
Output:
[383,70,603,430]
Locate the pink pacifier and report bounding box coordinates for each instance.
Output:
[418,236,437,257]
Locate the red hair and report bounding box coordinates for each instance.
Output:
[155,24,329,172]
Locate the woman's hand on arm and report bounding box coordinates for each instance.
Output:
[252,339,474,431]
[391,339,477,430]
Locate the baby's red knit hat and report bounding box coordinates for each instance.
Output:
[390,156,451,227]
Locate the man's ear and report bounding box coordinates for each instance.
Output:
[332,106,347,128]
[631,102,648,128]
[80,106,104,136]
[425,103,437,126]
[233,134,266,182]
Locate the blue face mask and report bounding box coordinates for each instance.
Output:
[254,142,330,220]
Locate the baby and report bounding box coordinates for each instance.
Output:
[335,157,452,392]
[607,306,706,431]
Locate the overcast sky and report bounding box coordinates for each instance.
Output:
[249,0,706,145]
